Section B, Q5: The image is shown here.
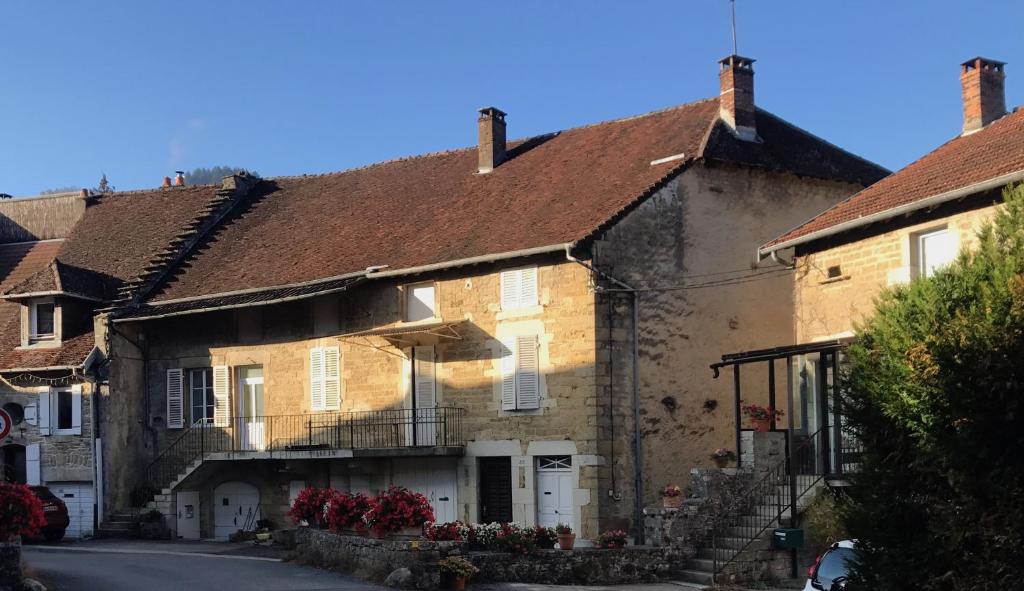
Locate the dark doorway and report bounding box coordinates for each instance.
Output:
[478,457,513,523]
[1,444,26,483]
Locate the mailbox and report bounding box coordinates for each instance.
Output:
[772,528,804,549]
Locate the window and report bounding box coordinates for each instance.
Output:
[915,228,956,278]
[190,368,214,425]
[536,456,571,471]
[30,302,56,342]
[48,387,81,436]
[56,391,73,430]
[500,335,540,411]
[310,347,341,411]
[405,282,436,322]
[500,267,538,311]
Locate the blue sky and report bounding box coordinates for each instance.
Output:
[1,1,1022,196]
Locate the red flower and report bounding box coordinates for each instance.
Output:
[363,486,435,535]
[326,491,372,532]
[0,482,46,539]
[288,487,335,528]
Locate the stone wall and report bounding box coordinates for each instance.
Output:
[295,528,671,589]
[795,203,999,343]
[593,163,862,530]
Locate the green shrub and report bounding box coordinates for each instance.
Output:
[842,184,1024,589]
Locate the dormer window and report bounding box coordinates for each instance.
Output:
[30,301,56,342]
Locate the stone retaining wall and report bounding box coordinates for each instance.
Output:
[295,528,671,589]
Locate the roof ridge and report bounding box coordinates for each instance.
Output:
[89,183,221,202]
[263,98,720,183]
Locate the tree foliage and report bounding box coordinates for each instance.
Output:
[183,166,258,186]
[843,184,1024,590]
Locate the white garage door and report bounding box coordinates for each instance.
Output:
[213,481,260,541]
[49,482,94,538]
[393,458,458,523]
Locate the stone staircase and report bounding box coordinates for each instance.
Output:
[96,511,141,539]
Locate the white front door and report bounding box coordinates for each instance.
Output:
[176,491,201,540]
[393,458,458,523]
[536,456,574,529]
[238,367,265,451]
[49,482,94,538]
[213,481,260,541]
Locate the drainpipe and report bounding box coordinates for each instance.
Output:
[565,246,645,545]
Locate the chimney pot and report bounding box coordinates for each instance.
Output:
[175,171,186,186]
[477,106,507,173]
[79,188,89,198]
[718,55,757,142]
[961,57,1007,134]
[161,176,172,188]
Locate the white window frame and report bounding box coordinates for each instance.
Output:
[914,227,956,279]
[189,368,215,425]
[500,267,538,311]
[29,300,57,342]
[52,386,81,436]
[404,282,437,322]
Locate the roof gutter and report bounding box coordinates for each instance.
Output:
[759,168,1024,258]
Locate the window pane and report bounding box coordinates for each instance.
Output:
[35,303,55,336]
[57,391,72,430]
[406,283,435,321]
[919,229,955,278]
[239,366,263,381]
[190,368,213,423]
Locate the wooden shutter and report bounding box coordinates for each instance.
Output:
[166,370,184,429]
[515,335,540,409]
[500,270,521,310]
[26,443,41,485]
[212,365,230,427]
[414,346,436,409]
[499,337,517,410]
[324,347,341,411]
[70,384,83,435]
[519,267,538,307]
[24,403,37,426]
[38,390,51,436]
[310,348,326,411]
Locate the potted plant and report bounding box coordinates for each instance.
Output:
[596,529,628,549]
[138,509,167,540]
[555,523,575,550]
[742,404,784,432]
[255,518,275,543]
[363,486,435,538]
[661,484,683,508]
[326,491,371,536]
[0,483,45,590]
[710,448,737,469]
[288,487,334,528]
[438,556,479,591]
[423,521,470,542]
[533,525,558,549]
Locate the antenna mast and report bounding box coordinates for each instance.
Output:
[730,0,738,55]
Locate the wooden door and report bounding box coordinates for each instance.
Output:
[478,457,513,524]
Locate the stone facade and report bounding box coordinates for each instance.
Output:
[795,203,1000,343]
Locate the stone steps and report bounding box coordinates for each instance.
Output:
[675,569,714,586]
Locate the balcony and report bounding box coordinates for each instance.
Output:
[147,407,465,491]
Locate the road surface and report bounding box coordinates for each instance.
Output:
[23,544,386,591]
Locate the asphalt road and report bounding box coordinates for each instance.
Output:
[23,546,387,591]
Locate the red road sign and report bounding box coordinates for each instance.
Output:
[0,408,11,439]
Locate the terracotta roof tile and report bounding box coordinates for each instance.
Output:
[766,108,1024,250]
[150,100,885,302]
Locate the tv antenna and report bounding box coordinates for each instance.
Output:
[730,0,738,55]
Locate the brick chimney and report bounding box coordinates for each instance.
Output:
[477,107,507,173]
[961,57,1007,135]
[718,55,757,142]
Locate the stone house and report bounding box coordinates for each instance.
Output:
[0,192,97,538]
[91,55,885,542]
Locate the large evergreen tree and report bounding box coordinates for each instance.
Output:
[843,184,1024,589]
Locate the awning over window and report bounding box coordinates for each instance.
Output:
[340,320,464,347]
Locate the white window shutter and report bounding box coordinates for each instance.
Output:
[515,335,540,409]
[25,403,37,426]
[212,365,230,427]
[38,391,51,436]
[519,267,538,308]
[324,347,341,411]
[166,369,184,429]
[70,384,83,435]
[499,337,517,411]
[500,270,521,310]
[26,443,41,485]
[310,348,326,411]
[414,346,436,409]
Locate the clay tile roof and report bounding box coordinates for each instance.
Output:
[0,240,94,371]
[765,108,1024,252]
[147,99,884,304]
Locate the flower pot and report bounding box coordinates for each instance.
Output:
[713,457,730,469]
[557,533,576,550]
[752,418,771,432]
[662,495,683,509]
[452,576,467,591]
